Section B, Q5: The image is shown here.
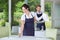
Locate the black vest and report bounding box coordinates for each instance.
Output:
[37,13,44,21]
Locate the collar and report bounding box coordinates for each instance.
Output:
[36,11,42,14]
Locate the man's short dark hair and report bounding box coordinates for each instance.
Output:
[36,5,41,8]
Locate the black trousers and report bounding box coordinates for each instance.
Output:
[37,22,46,30]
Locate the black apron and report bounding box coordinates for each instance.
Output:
[23,14,34,36]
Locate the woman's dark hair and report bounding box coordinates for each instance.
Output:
[22,4,30,11]
[36,5,41,8]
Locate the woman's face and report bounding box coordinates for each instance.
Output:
[36,7,41,12]
[22,7,28,13]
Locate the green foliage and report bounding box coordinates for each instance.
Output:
[15,1,24,12]
[28,0,40,11]
[14,12,23,19]
[12,1,24,26]
[45,2,52,16]
[45,21,51,28]
[0,12,4,19]
[0,0,8,8]
[0,0,8,26]
[12,20,19,26]
[0,20,5,26]
[13,12,23,26]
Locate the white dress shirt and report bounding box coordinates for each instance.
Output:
[21,12,35,21]
[35,11,49,22]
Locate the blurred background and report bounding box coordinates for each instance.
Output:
[0,0,51,27]
[0,0,60,40]
[0,0,8,26]
[0,0,52,37]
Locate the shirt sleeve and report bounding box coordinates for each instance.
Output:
[43,13,49,21]
[21,15,25,21]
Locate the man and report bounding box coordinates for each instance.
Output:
[35,5,49,31]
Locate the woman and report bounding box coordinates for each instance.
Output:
[19,4,35,36]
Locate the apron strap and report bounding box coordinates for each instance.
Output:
[25,13,34,19]
[31,13,34,18]
[25,15,26,19]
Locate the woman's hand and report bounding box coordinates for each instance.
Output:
[18,20,25,37]
[18,33,22,37]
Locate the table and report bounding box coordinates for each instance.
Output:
[0,35,52,40]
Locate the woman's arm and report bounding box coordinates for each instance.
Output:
[19,20,25,37]
[20,20,25,33]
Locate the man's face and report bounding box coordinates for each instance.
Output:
[36,6,41,12]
